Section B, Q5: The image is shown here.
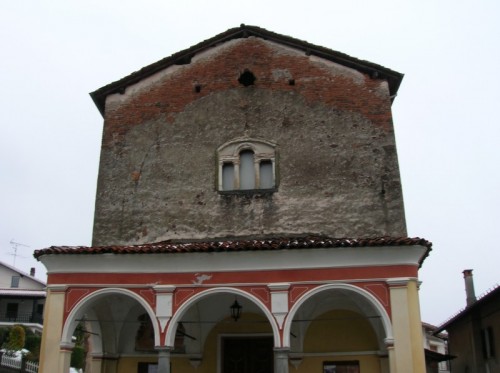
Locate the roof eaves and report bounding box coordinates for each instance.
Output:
[434,284,500,334]
[34,236,431,262]
[0,260,46,286]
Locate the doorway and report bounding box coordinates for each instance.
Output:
[222,336,273,373]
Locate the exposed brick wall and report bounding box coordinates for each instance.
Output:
[103,38,393,147]
[92,37,406,246]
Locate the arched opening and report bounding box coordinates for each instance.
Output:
[284,284,392,373]
[61,289,159,373]
[166,288,279,373]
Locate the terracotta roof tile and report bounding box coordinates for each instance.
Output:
[34,235,431,265]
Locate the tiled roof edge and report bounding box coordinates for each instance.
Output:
[434,284,500,334]
[34,235,431,264]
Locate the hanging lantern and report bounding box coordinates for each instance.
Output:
[230,299,242,321]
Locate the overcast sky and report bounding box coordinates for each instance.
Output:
[1,1,499,326]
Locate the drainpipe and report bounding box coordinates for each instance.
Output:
[463,269,477,307]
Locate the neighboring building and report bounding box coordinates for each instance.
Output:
[422,323,451,373]
[0,261,45,332]
[34,25,432,373]
[435,270,500,373]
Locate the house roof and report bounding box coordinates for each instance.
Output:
[34,235,431,266]
[0,289,46,297]
[90,24,404,117]
[0,260,46,287]
[434,284,500,333]
[424,348,455,363]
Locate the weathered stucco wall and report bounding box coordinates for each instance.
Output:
[92,37,406,245]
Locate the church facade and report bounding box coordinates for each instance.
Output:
[35,25,431,373]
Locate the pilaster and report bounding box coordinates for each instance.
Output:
[268,283,290,329]
[154,285,176,332]
[38,285,67,373]
[387,277,426,373]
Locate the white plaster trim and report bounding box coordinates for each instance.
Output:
[156,287,175,332]
[386,277,418,287]
[54,277,398,288]
[40,245,428,274]
[269,283,290,330]
[165,287,280,348]
[59,341,75,350]
[384,337,395,347]
[268,283,290,291]
[154,285,176,293]
[47,284,67,292]
[60,288,160,347]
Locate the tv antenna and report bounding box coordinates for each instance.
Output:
[9,240,29,267]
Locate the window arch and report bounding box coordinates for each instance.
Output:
[217,138,277,192]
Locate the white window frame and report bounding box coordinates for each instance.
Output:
[217,138,277,192]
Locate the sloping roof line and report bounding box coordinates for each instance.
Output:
[0,289,46,297]
[34,235,431,265]
[0,260,46,286]
[90,24,404,117]
[435,284,500,333]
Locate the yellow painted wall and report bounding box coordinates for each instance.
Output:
[301,309,381,373]
[304,309,379,352]
[297,355,381,373]
[38,289,66,373]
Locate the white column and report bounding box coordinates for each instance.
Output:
[274,348,289,373]
[157,347,172,373]
[59,342,74,373]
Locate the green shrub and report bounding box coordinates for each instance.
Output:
[6,325,25,351]
[70,345,85,369]
[0,327,10,347]
[24,332,41,361]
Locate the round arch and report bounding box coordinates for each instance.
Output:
[165,287,280,347]
[61,288,160,347]
[282,283,393,347]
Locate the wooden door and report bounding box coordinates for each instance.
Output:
[222,336,273,373]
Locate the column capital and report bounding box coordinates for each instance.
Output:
[384,337,394,347]
[153,285,176,293]
[273,347,290,354]
[155,346,173,353]
[47,284,68,292]
[386,277,418,287]
[59,341,75,351]
[268,283,290,291]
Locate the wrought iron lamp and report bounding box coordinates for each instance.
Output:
[230,299,242,321]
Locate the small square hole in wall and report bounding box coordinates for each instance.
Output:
[238,70,256,86]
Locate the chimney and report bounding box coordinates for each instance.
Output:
[30,267,35,277]
[463,269,476,306]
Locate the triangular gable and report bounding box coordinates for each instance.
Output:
[0,260,46,287]
[90,24,403,117]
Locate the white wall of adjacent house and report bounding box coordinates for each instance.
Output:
[0,263,45,290]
